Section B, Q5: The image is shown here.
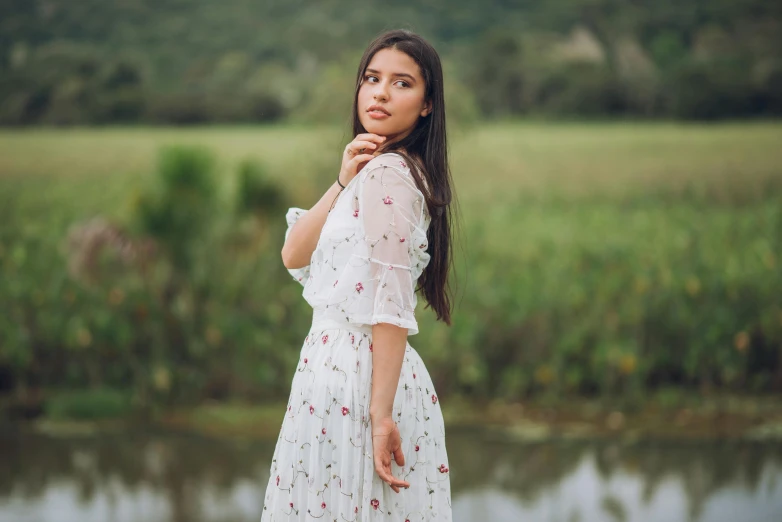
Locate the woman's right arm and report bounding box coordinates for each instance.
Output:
[281,133,386,269]
[281,180,344,269]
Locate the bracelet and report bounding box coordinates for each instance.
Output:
[337,175,346,189]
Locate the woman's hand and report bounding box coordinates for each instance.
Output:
[339,133,386,186]
[371,416,410,493]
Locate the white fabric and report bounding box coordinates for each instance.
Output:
[285,152,431,336]
[262,153,452,521]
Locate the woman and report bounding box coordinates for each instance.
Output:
[264,29,455,521]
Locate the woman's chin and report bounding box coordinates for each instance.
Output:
[361,119,391,136]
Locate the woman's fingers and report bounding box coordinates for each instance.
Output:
[339,134,385,182]
[345,140,378,155]
[373,447,410,493]
[393,446,405,467]
[382,470,400,494]
[354,133,386,145]
[371,420,409,494]
[375,464,409,493]
[350,154,376,167]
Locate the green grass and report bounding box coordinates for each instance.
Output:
[2,121,779,192]
[44,388,134,420]
[3,121,779,236]
[1,121,781,401]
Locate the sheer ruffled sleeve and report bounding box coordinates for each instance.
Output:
[284,207,311,286]
[353,156,429,335]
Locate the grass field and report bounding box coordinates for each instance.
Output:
[2,121,780,247]
[1,121,781,404]
[2,121,780,189]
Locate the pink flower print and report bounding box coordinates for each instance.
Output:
[342,406,350,416]
[353,209,359,218]
[322,335,328,344]
[289,502,293,508]
[355,506,358,514]
[369,342,373,352]
[400,160,407,168]
[370,499,380,510]
[309,405,314,414]
[399,237,405,242]
[355,282,364,293]
[276,475,280,486]
[333,279,338,287]
[419,243,426,249]
[383,196,393,205]
[438,464,449,473]
[288,405,291,411]
[413,373,416,379]
[432,394,438,404]
[388,265,393,270]
[415,444,420,452]
[303,357,308,364]
[351,334,355,344]
[298,276,302,281]
[321,501,326,509]
[322,427,326,435]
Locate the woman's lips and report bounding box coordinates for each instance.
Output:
[368,110,390,119]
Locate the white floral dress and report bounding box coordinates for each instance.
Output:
[261,153,452,521]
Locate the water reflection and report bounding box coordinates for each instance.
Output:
[1,425,780,522]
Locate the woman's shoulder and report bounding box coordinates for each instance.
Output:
[362,152,428,192]
[363,151,410,173]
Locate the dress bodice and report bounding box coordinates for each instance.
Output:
[284,153,431,336]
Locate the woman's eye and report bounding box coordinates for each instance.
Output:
[363,75,408,87]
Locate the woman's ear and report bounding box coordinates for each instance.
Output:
[420,99,433,117]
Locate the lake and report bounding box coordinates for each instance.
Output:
[1,424,781,522]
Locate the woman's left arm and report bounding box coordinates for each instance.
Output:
[361,160,420,421]
[357,157,424,493]
[369,323,407,422]
[369,322,410,494]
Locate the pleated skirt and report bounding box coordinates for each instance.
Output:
[260,314,452,521]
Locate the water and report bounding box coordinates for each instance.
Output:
[1,425,781,522]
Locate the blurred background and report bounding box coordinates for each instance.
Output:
[1,1,781,521]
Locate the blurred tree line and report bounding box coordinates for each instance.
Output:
[1,0,781,125]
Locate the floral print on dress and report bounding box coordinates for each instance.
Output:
[262,154,451,521]
[283,153,431,337]
[261,327,452,521]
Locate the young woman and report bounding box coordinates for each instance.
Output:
[264,29,455,521]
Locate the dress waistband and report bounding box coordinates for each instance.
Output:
[310,307,373,335]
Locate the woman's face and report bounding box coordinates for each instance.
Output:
[357,47,431,145]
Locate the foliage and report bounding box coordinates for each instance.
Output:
[44,388,133,420]
[235,159,287,218]
[0,0,780,124]
[0,123,780,410]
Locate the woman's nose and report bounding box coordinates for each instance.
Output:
[373,83,389,101]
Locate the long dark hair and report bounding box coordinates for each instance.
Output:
[350,29,456,326]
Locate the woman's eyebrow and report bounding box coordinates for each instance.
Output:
[366,68,416,81]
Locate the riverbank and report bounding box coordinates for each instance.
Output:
[9,392,782,443]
